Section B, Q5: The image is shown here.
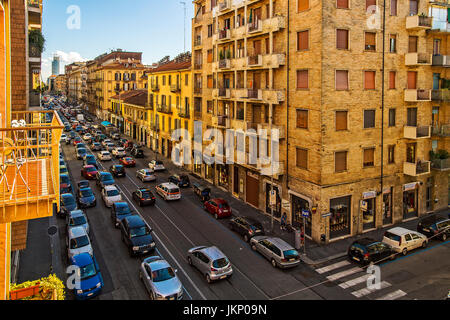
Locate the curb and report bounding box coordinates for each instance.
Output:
[300,252,347,266]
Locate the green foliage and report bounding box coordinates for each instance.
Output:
[430,149,449,160]
[28,29,45,54]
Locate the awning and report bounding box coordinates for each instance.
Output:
[101,121,112,127]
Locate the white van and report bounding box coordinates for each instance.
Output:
[382,227,427,256]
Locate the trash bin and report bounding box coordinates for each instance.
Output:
[294,228,302,250]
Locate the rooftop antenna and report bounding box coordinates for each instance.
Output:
[180,2,186,53]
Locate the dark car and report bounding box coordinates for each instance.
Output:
[95,172,115,189]
[77,187,96,208]
[417,215,450,241]
[109,164,126,178]
[76,148,88,160]
[229,216,265,242]
[81,165,98,180]
[132,187,156,207]
[70,253,104,300]
[76,143,86,150]
[77,180,90,190]
[131,147,144,158]
[83,154,98,168]
[59,193,78,218]
[111,202,134,228]
[119,215,155,256]
[347,238,395,266]
[204,198,232,219]
[60,174,72,194]
[192,182,210,202]
[119,157,136,167]
[168,174,190,188]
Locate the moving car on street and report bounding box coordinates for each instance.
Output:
[76,187,97,208]
[66,226,93,260]
[229,216,265,242]
[131,147,144,158]
[120,215,155,257]
[82,133,92,141]
[347,238,395,266]
[77,180,90,190]
[98,151,112,161]
[96,171,115,189]
[148,160,165,171]
[73,137,82,146]
[155,183,181,201]
[91,142,102,151]
[119,156,136,167]
[70,253,104,300]
[66,210,90,235]
[111,202,134,228]
[75,142,86,150]
[83,154,98,168]
[203,198,232,219]
[187,246,233,283]
[106,142,116,152]
[59,193,78,218]
[81,165,98,180]
[76,148,88,160]
[109,164,126,177]
[168,174,190,188]
[101,139,112,147]
[382,227,427,256]
[112,147,126,158]
[250,236,301,269]
[132,187,156,207]
[101,185,122,207]
[417,215,450,241]
[139,256,183,300]
[136,169,156,182]
[60,174,72,194]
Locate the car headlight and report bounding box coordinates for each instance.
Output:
[96,282,102,288]
[77,289,83,294]
[132,246,139,251]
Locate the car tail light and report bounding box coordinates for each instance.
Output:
[281,258,287,262]
[210,267,217,272]
[363,253,369,260]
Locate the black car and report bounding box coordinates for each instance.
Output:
[111,202,134,228]
[110,164,126,178]
[132,187,156,207]
[347,238,395,266]
[417,215,450,241]
[119,215,155,256]
[168,174,190,188]
[229,216,265,242]
[77,180,90,190]
[131,148,144,158]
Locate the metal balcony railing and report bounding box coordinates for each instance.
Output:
[151,83,159,91]
[432,158,450,170]
[156,104,172,114]
[170,83,181,92]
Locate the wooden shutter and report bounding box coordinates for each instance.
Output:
[336,111,348,131]
[296,109,308,128]
[389,71,396,89]
[337,0,349,9]
[408,36,418,53]
[366,0,376,10]
[363,148,375,167]
[390,0,397,15]
[297,70,308,89]
[335,151,347,172]
[336,70,348,90]
[207,76,213,88]
[298,0,309,11]
[407,71,417,89]
[296,148,308,169]
[364,110,376,128]
[297,30,309,50]
[336,29,348,49]
[365,32,376,50]
[207,50,213,63]
[364,71,375,89]
[409,0,418,15]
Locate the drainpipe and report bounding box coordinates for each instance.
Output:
[286,0,290,199]
[381,0,386,219]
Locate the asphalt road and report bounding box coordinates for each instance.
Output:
[57,120,450,301]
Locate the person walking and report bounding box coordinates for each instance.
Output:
[280,212,287,231]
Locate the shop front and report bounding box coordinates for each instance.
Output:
[403,182,419,220]
[362,191,377,231]
[265,183,281,219]
[290,193,312,237]
[330,196,351,239]
[217,164,230,188]
[245,171,259,208]
[382,187,393,226]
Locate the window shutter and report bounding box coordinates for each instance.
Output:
[297,70,308,89]
[337,0,349,9]
[407,71,417,89]
[390,0,397,15]
[336,29,348,49]
[296,148,308,169]
[389,71,396,89]
[296,109,308,128]
[366,0,376,10]
[297,31,309,50]
[364,110,376,128]
[365,32,376,50]
[364,71,375,89]
[363,148,375,166]
[336,111,348,130]
[336,70,348,90]
[298,0,309,11]
[408,36,418,53]
[335,152,347,172]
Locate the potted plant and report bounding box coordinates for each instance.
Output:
[28,29,45,56]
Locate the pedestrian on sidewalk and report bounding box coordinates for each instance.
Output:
[280,212,287,231]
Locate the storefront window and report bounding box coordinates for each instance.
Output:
[403,184,418,220]
[362,197,376,230]
[330,196,351,239]
[291,194,311,237]
[382,188,393,225]
[218,164,229,188]
[205,164,214,180]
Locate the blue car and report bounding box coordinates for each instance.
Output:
[110,202,134,228]
[83,154,98,168]
[70,253,104,300]
[96,172,115,190]
[59,193,77,218]
[60,174,72,194]
[77,187,96,208]
[77,148,87,160]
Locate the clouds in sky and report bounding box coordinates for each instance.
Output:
[42,50,87,82]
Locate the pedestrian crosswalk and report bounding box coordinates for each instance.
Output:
[314,259,407,300]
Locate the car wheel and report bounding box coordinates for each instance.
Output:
[271,259,277,268]
[402,248,408,256]
[442,233,447,241]
[251,244,257,251]
[187,257,192,266]
[244,234,249,242]
[422,240,428,248]
[206,274,212,284]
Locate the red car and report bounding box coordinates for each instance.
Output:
[119,157,136,167]
[80,165,98,180]
[203,198,232,219]
[73,137,82,146]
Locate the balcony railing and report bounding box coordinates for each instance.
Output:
[27,0,41,8]
[432,55,450,67]
[248,54,262,67]
[170,83,181,92]
[178,108,190,119]
[151,83,159,91]
[432,158,450,171]
[404,89,431,102]
[218,28,231,40]
[432,124,450,137]
[403,126,431,139]
[0,111,64,223]
[406,15,432,30]
[219,59,231,69]
[218,88,231,98]
[405,53,432,66]
[219,0,231,11]
[29,45,41,59]
[156,104,172,114]
[194,87,202,95]
[431,89,450,101]
[247,20,262,33]
[403,161,431,177]
[214,115,230,128]
[248,89,262,100]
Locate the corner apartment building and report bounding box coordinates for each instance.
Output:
[27,0,43,109]
[192,0,449,243]
[54,74,66,95]
[65,61,86,103]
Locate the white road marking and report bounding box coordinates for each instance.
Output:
[376,289,407,300]
[316,260,350,274]
[351,281,391,298]
[339,274,370,289]
[326,267,362,282]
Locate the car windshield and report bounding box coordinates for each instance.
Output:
[63,196,75,206]
[152,267,175,282]
[79,263,97,280]
[86,166,96,172]
[130,226,149,238]
[168,188,179,194]
[116,205,131,215]
[101,174,113,181]
[70,216,87,226]
[180,176,189,181]
[102,152,110,156]
[283,250,299,259]
[106,189,119,197]
[141,191,151,198]
[71,235,89,249]
[81,189,93,197]
[212,257,229,268]
[155,161,163,165]
[218,203,229,209]
[115,166,124,171]
[78,149,86,154]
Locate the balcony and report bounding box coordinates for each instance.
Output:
[219,59,231,69]
[194,87,202,95]
[0,111,64,224]
[178,108,190,119]
[170,83,181,93]
[247,20,263,34]
[194,36,202,47]
[403,161,431,177]
[29,44,41,63]
[432,158,450,171]
[431,89,450,101]
[156,104,172,114]
[256,123,286,140]
[406,15,432,30]
[218,88,231,99]
[432,55,450,67]
[405,53,432,66]
[219,0,231,12]
[403,126,431,139]
[404,89,431,102]
[194,62,203,70]
[248,55,262,67]
[213,115,230,128]
[151,83,160,91]
[247,89,262,100]
[432,124,450,137]
[218,29,231,41]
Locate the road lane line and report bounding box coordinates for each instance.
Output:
[351,281,391,298]
[326,267,362,282]
[316,260,350,274]
[376,289,407,300]
[339,274,370,289]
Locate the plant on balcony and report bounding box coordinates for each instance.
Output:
[430,149,449,160]
[226,50,231,59]
[10,274,65,300]
[219,50,224,60]
[28,29,45,54]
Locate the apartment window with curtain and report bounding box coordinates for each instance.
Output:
[207,101,214,114]
[388,145,395,164]
[336,70,349,90]
[389,34,397,53]
[364,109,376,128]
[390,0,397,15]
[389,71,396,89]
[297,30,309,51]
[336,29,349,50]
[389,108,396,127]
[409,0,418,15]
[408,36,418,53]
[207,49,213,63]
[336,111,348,131]
[296,109,308,129]
[297,70,309,89]
[335,151,348,173]
[296,148,308,169]
[407,107,418,126]
[364,71,376,89]
[365,32,376,51]
[337,0,349,9]
[298,0,309,12]
[363,148,375,167]
[207,75,213,88]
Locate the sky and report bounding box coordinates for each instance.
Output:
[41,0,194,82]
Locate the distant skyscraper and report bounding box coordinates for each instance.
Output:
[51,55,60,75]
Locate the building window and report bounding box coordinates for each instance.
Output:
[296,148,308,169]
[335,151,348,172]
[389,34,396,53]
[336,111,348,131]
[297,70,309,89]
[162,76,166,86]
[336,70,349,90]
[390,0,397,15]
[363,148,375,167]
[337,0,349,9]
[389,71,396,89]
[364,71,376,90]
[296,109,308,129]
[388,145,395,164]
[408,36,418,53]
[297,30,309,51]
[298,0,309,12]
[365,32,376,51]
[207,101,213,114]
[336,29,349,50]
[207,75,213,89]
[366,0,376,10]
[388,108,396,127]
[364,109,376,128]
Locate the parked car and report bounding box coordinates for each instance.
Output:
[91,142,102,151]
[119,156,136,167]
[131,147,144,158]
[60,134,68,143]
[109,164,126,177]
[155,183,181,201]
[98,151,112,161]
[347,238,395,266]
[187,246,233,283]
[132,187,156,207]
[66,226,93,260]
[168,174,190,188]
[192,183,211,202]
[60,165,69,176]
[76,148,88,160]
[83,154,98,168]
[111,202,134,228]
[59,193,78,218]
[96,172,115,189]
[382,227,428,256]
[112,147,126,158]
[101,185,122,207]
[229,216,264,242]
[149,160,165,171]
[81,165,98,180]
[60,174,72,194]
[75,142,86,150]
[139,256,183,300]
[73,137,82,146]
[136,169,156,182]
[417,214,450,241]
[77,187,97,208]
[106,143,116,152]
[66,210,90,235]
[203,198,232,219]
[77,180,90,190]
[250,236,301,269]
[120,215,155,256]
[70,253,104,300]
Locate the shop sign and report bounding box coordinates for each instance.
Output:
[302,209,310,217]
[360,200,368,211]
[322,212,332,218]
[403,182,418,192]
[282,200,290,210]
[362,191,377,199]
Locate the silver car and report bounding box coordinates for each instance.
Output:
[66,210,90,235]
[250,236,301,269]
[139,256,183,300]
[136,169,156,182]
[187,246,233,283]
[66,226,93,261]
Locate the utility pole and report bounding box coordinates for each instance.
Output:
[180,2,187,53]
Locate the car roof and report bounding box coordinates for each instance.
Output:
[125,215,145,227]
[262,237,294,250]
[62,193,74,199]
[212,198,227,204]
[104,185,118,191]
[84,165,95,169]
[160,182,178,188]
[79,187,92,192]
[241,216,261,225]
[199,246,227,260]
[148,258,170,271]
[69,210,85,218]
[386,227,414,236]
[114,202,129,208]
[72,252,93,267]
[420,215,447,225]
[69,226,88,238]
